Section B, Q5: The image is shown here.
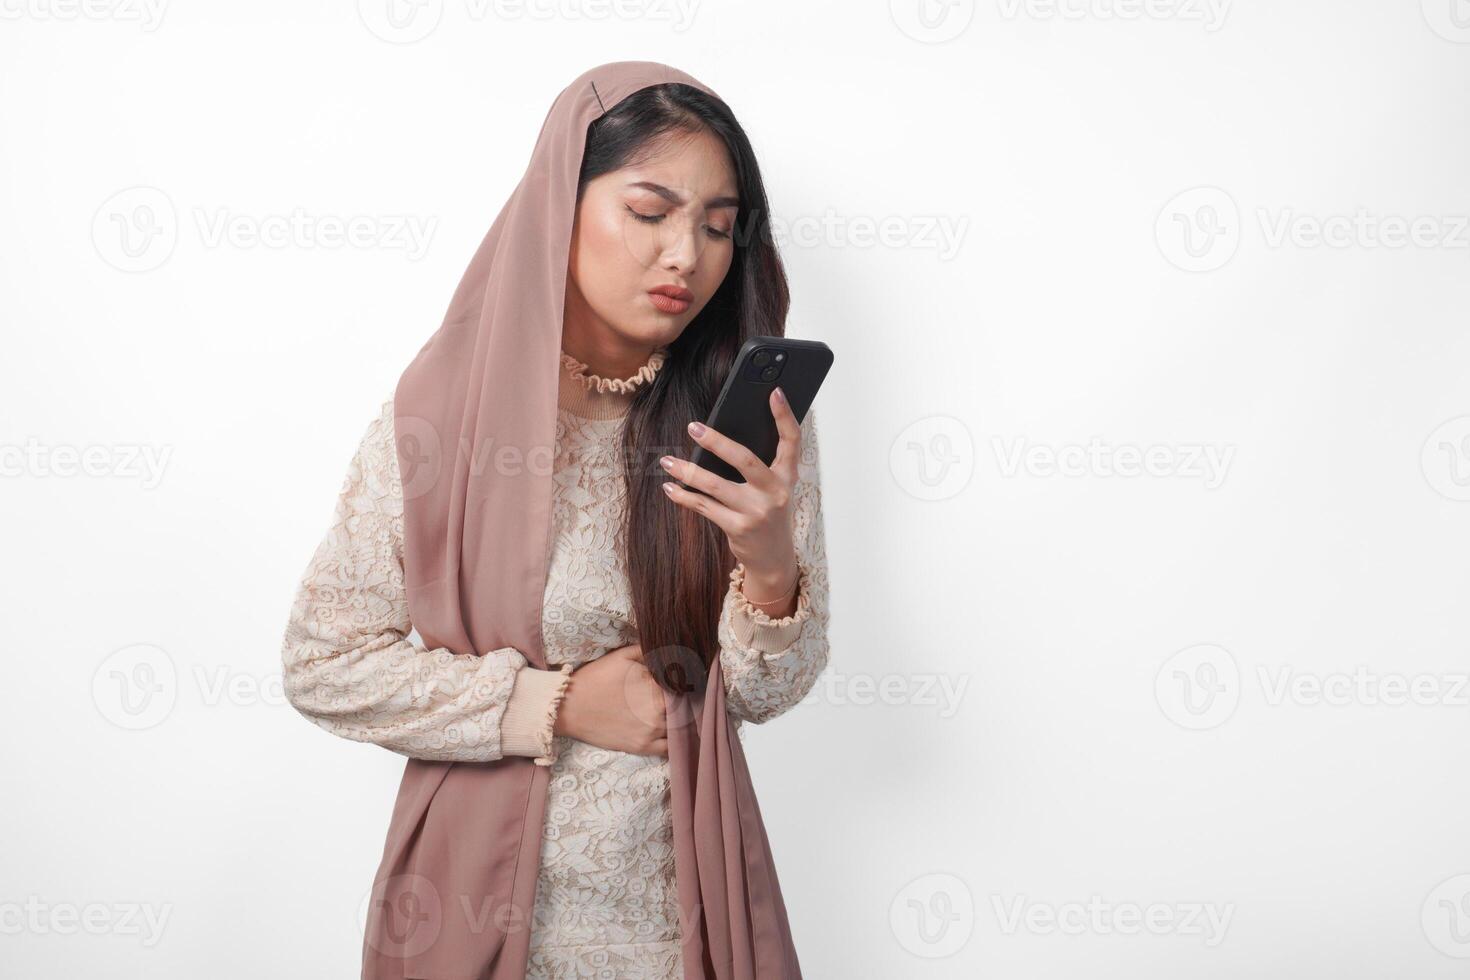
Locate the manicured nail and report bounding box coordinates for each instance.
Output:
[660,455,674,470]
[662,481,677,495]
[687,421,705,437]
[773,386,786,403]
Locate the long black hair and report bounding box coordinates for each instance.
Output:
[575,82,790,694]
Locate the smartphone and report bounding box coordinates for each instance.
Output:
[678,336,833,489]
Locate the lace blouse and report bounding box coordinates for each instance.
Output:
[280,343,830,976]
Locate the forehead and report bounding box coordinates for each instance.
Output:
[619,130,738,196]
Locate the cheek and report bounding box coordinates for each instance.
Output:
[575,204,646,298]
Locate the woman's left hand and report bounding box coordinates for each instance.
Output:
[660,386,801,593]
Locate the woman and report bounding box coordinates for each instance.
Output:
[280,62,829,979]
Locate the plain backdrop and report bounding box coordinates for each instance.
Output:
[4,1,1470,977]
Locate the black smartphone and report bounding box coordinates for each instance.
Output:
[678,336,833,489]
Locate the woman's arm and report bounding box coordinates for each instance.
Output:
[280,397,570,764]
[716,409,831,725]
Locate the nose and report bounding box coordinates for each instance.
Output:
[657,218,702,276]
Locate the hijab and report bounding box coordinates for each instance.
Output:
[366,61,803,979]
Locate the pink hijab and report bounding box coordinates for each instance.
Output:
[367,61,802,979]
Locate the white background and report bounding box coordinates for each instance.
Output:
[4,0,1470,976]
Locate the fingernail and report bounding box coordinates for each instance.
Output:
[687,421,705,437]
[662,481,677,494]
[773,386,786,403]
[660,455,674,470]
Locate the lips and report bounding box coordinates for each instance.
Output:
[648,284,693,315]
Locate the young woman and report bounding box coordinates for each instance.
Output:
[280,62,829,979]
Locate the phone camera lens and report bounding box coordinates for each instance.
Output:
[759,365,779,381]
[751,349,772,367]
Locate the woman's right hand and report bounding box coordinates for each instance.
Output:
[553,643,668,758]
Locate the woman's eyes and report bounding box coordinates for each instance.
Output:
[625,205,732,240]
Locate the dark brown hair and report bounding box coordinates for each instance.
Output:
[575,82,790,694]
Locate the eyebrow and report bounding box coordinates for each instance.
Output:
[627,181,739,210]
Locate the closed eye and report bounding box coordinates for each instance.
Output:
[627,206,733,240]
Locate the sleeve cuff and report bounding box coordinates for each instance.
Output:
[725,559,815,655]
[501,663,573,765]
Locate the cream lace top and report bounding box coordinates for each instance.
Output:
[280,343,830,974]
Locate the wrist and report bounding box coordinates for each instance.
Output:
[740,555,800,605]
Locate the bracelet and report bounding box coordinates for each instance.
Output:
[742,563,800,606]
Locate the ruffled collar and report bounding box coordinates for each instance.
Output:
[557,344,668,420]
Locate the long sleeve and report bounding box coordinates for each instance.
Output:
[281,396,562,763]
[717,408,831,725]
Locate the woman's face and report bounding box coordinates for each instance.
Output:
[566,127,740,355]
